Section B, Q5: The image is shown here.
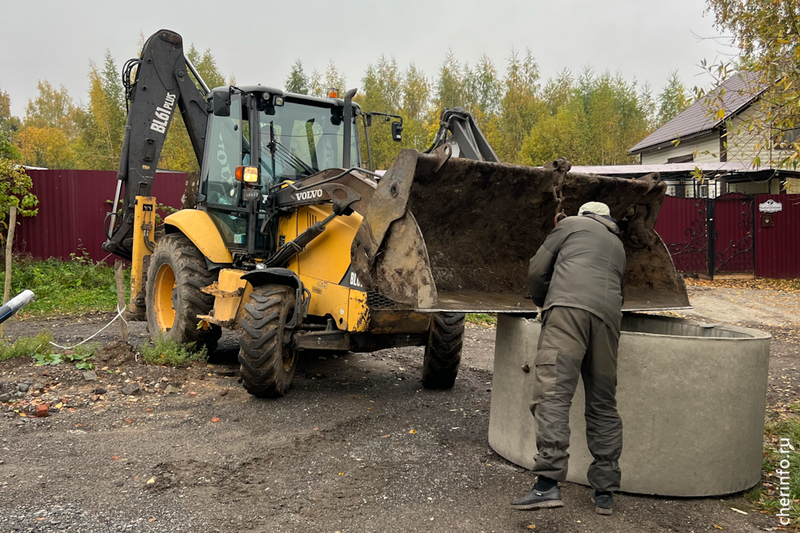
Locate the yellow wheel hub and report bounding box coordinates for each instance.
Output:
[153,264,177,331]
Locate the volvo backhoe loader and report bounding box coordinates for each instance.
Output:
[104,29,688,398]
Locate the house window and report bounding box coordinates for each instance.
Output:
[667,154,694,164]
[774,127,800,149]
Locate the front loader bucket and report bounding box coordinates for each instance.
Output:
[352,149,689,313]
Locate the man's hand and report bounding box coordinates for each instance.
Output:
[536,306,544,323]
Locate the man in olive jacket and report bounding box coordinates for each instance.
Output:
[511,201,625,516]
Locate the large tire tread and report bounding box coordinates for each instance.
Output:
[238,285,297,398]
[145,233,221,353]
[422,312,465,390]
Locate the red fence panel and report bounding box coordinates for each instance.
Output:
[754,194,800,278]
[13,169,188,264]
[712,193,755,274]
[654,196,709,274]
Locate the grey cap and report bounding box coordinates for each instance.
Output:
[578,201,611,217]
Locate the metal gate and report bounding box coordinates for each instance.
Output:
[710,193,755,275]
[655,193,755,278]
[656,197,709,273]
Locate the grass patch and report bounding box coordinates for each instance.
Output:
[466,313,497,327]
[749,406,800,525]
[139,334,207,367]
[0,252,129,316]
[0,331,53,361]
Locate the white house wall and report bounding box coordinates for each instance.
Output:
[640,133,721,165]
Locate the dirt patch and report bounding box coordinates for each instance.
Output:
[94,340,138,367]
[0,283,796,532]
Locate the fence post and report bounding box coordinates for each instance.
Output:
[3,206,17,305]
[114,261,129,343]
[707,199,715,280]
[751,196,757,277]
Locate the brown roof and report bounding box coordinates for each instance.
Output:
[629,71,768,154]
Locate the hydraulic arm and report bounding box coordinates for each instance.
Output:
[103,29,209,261]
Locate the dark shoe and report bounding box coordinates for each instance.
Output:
[510,485,564,510]
[591,491,613,515]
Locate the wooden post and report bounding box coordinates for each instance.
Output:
[3,206,17,305]
[114,260,129,343]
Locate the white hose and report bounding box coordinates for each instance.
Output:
[48,305,128,351]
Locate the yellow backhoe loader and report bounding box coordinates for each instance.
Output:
[103,30,688,398]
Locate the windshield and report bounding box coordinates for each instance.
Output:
[258,101,359,185]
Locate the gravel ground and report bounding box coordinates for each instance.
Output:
[0,283,795,532]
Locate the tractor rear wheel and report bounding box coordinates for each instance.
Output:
[238,285,297,398]
[145,233,221,353]
[422,312,465,389]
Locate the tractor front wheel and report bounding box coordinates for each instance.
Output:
[238,285,298,398]
[421,312,465,389]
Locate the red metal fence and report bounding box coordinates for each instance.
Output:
[13,169,188,264]
[12,170,800,279]
[754,194,800,278]
[656,193,800,278]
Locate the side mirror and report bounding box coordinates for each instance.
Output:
[391,121,403,142]
[212,92,231,117]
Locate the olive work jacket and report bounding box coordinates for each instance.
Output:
[527,214,626,333]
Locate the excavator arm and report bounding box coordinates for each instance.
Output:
[103,29,209,261]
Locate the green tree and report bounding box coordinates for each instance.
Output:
[465,54,502,118]
[0,159,39,242]
[435,51,466,110]
[188,45,227,90]
[18,126,74,168]
[705,0,800,167]
[23,81,78,139]
[497,49,541,163]
[74,52,126,170]
[656,70,691,126]
[156,45,231,171]
[285,58,309,94]
[520,99,586,166]
[0,88,21,141]
[401,64,432,151]
[359,56,403,169]
[309,68,323,97]
[324,61,347,95]
[520,69,652,166]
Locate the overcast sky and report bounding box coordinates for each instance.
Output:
[1,0,732,117]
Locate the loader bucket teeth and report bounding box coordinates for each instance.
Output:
[352,152,689,313]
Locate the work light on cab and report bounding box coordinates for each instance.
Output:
[235,166,259,184]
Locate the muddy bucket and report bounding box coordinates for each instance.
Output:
[488,314,771,496]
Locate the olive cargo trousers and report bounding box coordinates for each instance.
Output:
[530,306,623,492]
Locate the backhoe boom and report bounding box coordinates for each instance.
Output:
[103,29,209,261]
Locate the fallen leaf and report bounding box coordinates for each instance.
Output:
[54,403,62,409]
[211,417,221,423]
[111,456,119,460]
[526,526,536,530]
[125,419,132,424]
[338,472,344,476]
[146,477,155,485]
[730,507,747,515]
[409,429,417,434]
[381,434,391,438]
[713,525,723,530]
